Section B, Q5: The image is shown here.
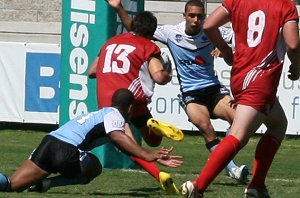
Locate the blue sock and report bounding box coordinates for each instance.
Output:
[0,173,9,191]
[206,139,238,170]
[226,159,238,170]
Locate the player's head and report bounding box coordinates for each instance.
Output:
[111,88,135,120]
[183,0,206,36]
[131,11,157,39]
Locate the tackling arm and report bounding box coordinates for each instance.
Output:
[108,130,183,167]
[109,130,163,162]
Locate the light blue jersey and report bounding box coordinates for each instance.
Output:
[50,107,125,151]
[154,21,233,93]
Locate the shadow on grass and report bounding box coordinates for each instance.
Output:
[0,122,58,132]
[213,181,246,187]
[44,187,163,197]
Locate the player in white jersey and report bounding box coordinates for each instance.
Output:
[0,89,182,192]
[106,0,249,183]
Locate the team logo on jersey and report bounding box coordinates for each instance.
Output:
[175,34,183,43]
[195,56,206,65]
[112,120,124,128]
[157,26,164,31]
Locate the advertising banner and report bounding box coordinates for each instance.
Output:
[0,42,60,124]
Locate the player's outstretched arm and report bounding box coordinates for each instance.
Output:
[109,130,182,167]
[106,0,132,31]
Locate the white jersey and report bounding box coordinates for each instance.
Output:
[154,21,233,92]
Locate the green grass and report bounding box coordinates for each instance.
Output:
[0,129,300,197]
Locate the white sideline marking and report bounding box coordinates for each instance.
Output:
[272,178,297,182]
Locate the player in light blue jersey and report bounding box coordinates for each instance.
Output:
[0,89,182,192]
[107,0,249,183]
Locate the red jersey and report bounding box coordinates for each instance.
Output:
[223,0,299,112]
[96,32,161,116]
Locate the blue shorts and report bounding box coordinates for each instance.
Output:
[182,84,230,116]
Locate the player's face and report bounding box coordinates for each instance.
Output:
[183,5,205,36]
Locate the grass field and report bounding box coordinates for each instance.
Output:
[0,127,300,198]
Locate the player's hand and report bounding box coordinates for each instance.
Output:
[155,147,183,168]
[288,64,300,81]
[156,155,183,168]
[105,0,122,9]
[211,48,222,57]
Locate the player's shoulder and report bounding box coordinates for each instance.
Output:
[101,107,119,115]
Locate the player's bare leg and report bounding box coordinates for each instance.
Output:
[1,160,49,192]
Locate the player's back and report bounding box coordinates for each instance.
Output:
[96,33,160,108]
[224,0,298,72]
[49,108,124,150]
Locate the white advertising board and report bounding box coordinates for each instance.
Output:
[0,42,60,124]
[0,43,299,135]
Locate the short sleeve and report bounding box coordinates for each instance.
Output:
[153,24,174,44]
[103,110,126,134]
[222,0,233,15]
[282,1,299,24]
[144,40,161,60]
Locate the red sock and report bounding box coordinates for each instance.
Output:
[195,135,241,193]
[250,134,281,190]
[130,156,160,181]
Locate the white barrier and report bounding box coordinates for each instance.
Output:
[0,43,299,135]
[0,42,60,124]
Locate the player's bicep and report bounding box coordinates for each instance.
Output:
[283,21,300,50]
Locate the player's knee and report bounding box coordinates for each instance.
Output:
[80,153,102,180]
[268,114,288,132]
[93,162,103,177]
[195,122,215,136]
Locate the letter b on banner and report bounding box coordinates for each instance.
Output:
[25,52,60,112]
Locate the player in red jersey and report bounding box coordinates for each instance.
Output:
[89,11,183,194]
[180,0,300,197]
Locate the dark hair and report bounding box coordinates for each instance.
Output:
[111,88,134,109]
[130,11,157,38]
[185,0,205,13]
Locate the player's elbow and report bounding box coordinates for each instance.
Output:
[153,71,171,85]
[286,41,300,52]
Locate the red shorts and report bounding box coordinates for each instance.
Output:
[231,66,281,115]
